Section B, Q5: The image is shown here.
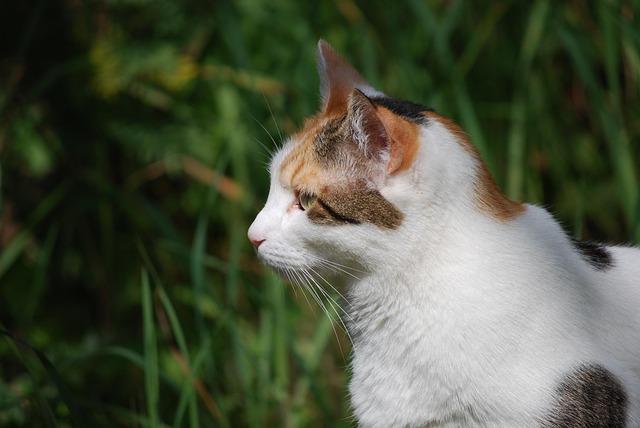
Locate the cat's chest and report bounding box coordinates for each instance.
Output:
[347,294,484,426]
[344,274,590,428]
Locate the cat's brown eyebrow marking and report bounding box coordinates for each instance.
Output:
[424,111,525,221]
[316,198,360,224]
[307,187,403,229]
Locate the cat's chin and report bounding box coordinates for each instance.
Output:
[255,251,305,278]
[256,252,332,284]
[255,240,356,285]
[260,259,296,278]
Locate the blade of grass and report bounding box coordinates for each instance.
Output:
[171,338,209,428]
[142,269,160,428]
[0,183,66,281]
[76,398,172,428]
[560,27,638,229]
[598,1,621,108]
[291,313,334,424]
[24,224,59,323]
[138,239,200,427]
[1,331,58,428]
[225,218,255,424]
[139,240,226,426]
[0,328,86,427]
[102,346,176,390]
[192,175,222,344]
[268,272,289,421]
[507,0,550,200]
[158,239,228,273]
[456,2,509,77]
[408,0,493,170]
[158,288,199,428]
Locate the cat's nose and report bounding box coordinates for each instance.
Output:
[247,228,265,248]
[250,237,265,249]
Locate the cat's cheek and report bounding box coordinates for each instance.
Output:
[280,207,309,230]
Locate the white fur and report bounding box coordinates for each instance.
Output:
[248,119,640,427]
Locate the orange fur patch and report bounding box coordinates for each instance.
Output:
[376,107,420,174]
[278,108,407,229]
[279,114,334,193]
[424,111,525,221]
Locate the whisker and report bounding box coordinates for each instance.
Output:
[306,254,364,279]
[307,265,352,312]
[311,269,352,324]
[304,268,354,348]
[301,268,348,357]
[277,263,356,352]
[298,269,323,308]
[309,254,363,272]
[249,113,278,150]
[253,137,272,158]
[285,266,314,312]
[313,259,361,283]
[262,93,283,144]
[287,270,299,299]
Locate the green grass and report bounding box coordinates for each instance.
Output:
[0,0,639,426]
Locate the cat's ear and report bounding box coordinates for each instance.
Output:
[346,89,389,161]
[346,89,418,175]
[317,40,375,114]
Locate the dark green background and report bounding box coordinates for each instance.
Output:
[1,0,638,426]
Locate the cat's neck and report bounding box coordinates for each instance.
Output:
[345,204,488,343]
[344,118,532,341]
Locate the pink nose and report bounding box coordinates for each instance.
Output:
[249,237,265,248]
[250,239,264,248]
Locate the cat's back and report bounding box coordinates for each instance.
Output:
[605,244,640,285]
[528,207,640,405]
[473,206,640,425]
[588,245,640,368]
[520,206,640,350]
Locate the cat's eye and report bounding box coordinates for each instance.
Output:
[297,191,317,210]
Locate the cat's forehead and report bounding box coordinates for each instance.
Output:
[273,112,355,193]
[269,112,403,230]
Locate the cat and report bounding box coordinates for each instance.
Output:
[248,40,640,427]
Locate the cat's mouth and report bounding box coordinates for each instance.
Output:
[256,243,361,289]
[257,256,320,288]
[255,243,310,275]
[259,257,298,277]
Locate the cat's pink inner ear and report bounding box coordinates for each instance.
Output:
[346,89,390,160]
[347,89,421,175]
[376,107,420,175]
[317,40,368,114]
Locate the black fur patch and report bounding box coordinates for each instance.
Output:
[573,240,614,271]
[370,96,432,124]
[543,364,627,427]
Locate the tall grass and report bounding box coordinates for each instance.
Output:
[0,1,639,426]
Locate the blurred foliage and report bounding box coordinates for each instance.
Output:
[0,0,639,426]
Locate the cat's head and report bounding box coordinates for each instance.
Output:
[248,41,522,279]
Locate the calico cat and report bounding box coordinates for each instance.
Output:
[248,40,640,427]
